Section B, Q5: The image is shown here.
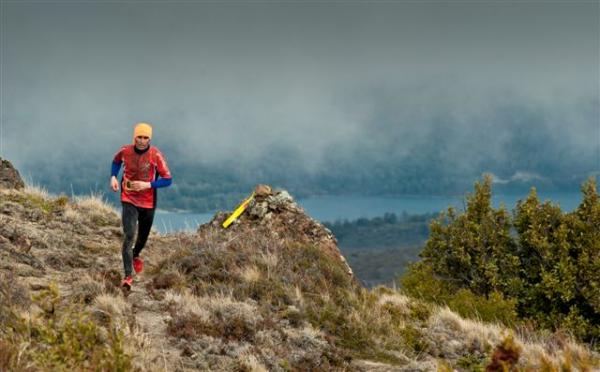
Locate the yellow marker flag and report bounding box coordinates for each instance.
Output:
[222,192,255,228]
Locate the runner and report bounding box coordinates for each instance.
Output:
[110,123,172,290]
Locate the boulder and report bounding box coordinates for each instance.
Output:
[0,158,25,190]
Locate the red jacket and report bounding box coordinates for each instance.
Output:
[112,145,172,209]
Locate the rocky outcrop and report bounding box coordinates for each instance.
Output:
[0,158,25,190]
[198,184,354,278]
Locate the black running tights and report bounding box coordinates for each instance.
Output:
[121,202,155,277]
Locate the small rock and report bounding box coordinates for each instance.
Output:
[254,184,273,197]
[0,235,11,246]
[29,282,49,291]
[248,201,268,219]
[267,190,294,207]
[14,235,32,252]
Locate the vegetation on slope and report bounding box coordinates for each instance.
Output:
[401,175,600,347]
[0,182,598,371]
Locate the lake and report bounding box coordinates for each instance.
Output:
[152,191,583,234]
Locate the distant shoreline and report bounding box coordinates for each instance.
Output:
[151,191,583,234]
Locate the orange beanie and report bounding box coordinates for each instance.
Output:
[133,123,153,142]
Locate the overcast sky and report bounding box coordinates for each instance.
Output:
[1,1,598,178]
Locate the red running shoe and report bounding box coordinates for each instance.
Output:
[133,257,144,274]
[121,276,133,289]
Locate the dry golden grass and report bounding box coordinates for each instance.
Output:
[4,183,118,230]
[74,193,118,215]
[92,293,129,326]
[89,292,158,371]
[241,265,262,283]
[123,325,154,371]
[517,334,600,370]
[281,324,326,346]
[259,250,278,275]
[166,290,264,344]
[378,292,411,314]
[430,306,504,346]
[62,205,81,222]
[202,293,260,322]
[428,306,600,370]
[164,290,210,320]
[23,183,50,199]
[293,285,305,308]
[236,353,269,372]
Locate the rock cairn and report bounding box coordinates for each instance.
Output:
[199,184,354,278]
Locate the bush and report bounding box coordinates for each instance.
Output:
[513,178,600,342]
[401,266,517,325]
[400,175,600,345]
[418,175,522,297]
[0,283,132,371]
[446,290,517,325]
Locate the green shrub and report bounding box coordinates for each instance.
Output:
[7,192,69,215]
[513,178,600,343]
[399,324,429,354]
[401,266,516,325]
[408,300,432,323]
[456,354,486,371]
[400,175,600,345]
[400,261,455,304]
[33,312,130,371]
[418,175,522,297]
[0,283,132,371]
[446,290,517,325]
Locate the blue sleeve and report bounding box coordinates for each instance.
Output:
[151,177,172,189]
[111,161,122,177]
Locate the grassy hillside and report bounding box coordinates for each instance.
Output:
[0,185,598,371]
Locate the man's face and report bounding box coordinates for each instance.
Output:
[135,136,150,150]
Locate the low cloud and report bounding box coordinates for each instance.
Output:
[2,2,598,184]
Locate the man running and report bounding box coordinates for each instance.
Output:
[110,122,172,289]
